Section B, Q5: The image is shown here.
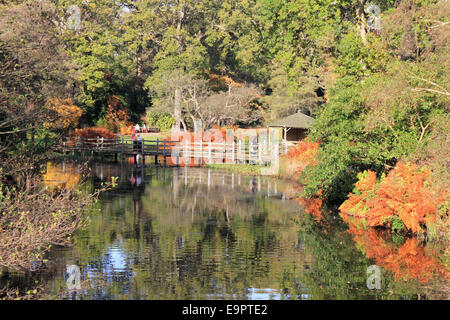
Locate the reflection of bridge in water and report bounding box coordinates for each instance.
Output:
[90,161,293,200]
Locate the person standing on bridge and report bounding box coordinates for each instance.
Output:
[136,133,143,151]
[135,123,140,133]
[131,126,137,150]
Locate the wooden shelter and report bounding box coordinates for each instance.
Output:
[268,112,315,149]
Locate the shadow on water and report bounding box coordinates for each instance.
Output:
[1,159,448,300]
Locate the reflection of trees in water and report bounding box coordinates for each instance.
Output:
[136,171,305,298]
[25,162,449,299]
[346,224,449,286]
[291,211,450,300]
[39,164,308,299]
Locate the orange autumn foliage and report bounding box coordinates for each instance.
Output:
[169,127,229,143]
[207,71,243,91]
[297,197,324,222]
[102,95,131,133]
[120,125,132,135]
[347,227,449,284]
[286,139,319,162]
[340,162,447,234]
[283,140,319,178]
[295,187,324,222]
[43,98,83,130]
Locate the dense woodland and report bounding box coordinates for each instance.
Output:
[0,0,449,278]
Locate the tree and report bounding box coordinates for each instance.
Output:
[148,72,263,130]
[43,98,83,131]
[300,0,449,204]
[0,0,76,184]
[142,0,209,130]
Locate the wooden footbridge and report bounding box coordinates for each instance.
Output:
[62,136,281,166]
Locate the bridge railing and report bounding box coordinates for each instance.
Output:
[63,136,287,163]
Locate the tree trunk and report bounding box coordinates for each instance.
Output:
[173,5,186,132]
[356,0,368,46]
[174,87,182,131]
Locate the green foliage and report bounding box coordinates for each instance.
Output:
[145,111,176,131]
[335,30,369,79]
[390,216,405,233]
[300,2,449,203]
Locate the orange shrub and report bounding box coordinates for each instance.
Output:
[297,197,324,222]
[340,162,447,234]
[72,127,116,139]
[120,125,132,135]
[282,139,319,179]
[169,129,228,143]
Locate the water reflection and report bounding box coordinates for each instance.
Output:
[42,161,307,300]
[1,160,448,300]
[345,223,449,284]
[42,161,81,190]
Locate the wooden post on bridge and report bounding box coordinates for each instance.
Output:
[208,140,212,164]
[121,137,124,160]
[81,137,85,157]
[163,140,167,166]
[197,139,202,166]
[176,139,180,166]
[142,139,145,165]
[232,140,235,164]
[258,141,262,164]
[100,137,104,161]
[223,140,226,163]
[237,139,242,163]
[155,138,159,165]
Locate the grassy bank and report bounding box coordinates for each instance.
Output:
[204,163,269,176]
[205,160,305,182]
[121,131,172,141]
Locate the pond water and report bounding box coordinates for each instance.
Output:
[1,160,448,299]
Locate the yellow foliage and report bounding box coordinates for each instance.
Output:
[43,98,83,130]
[120,125,132,135]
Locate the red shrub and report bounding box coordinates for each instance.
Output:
[72,127,117,139]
